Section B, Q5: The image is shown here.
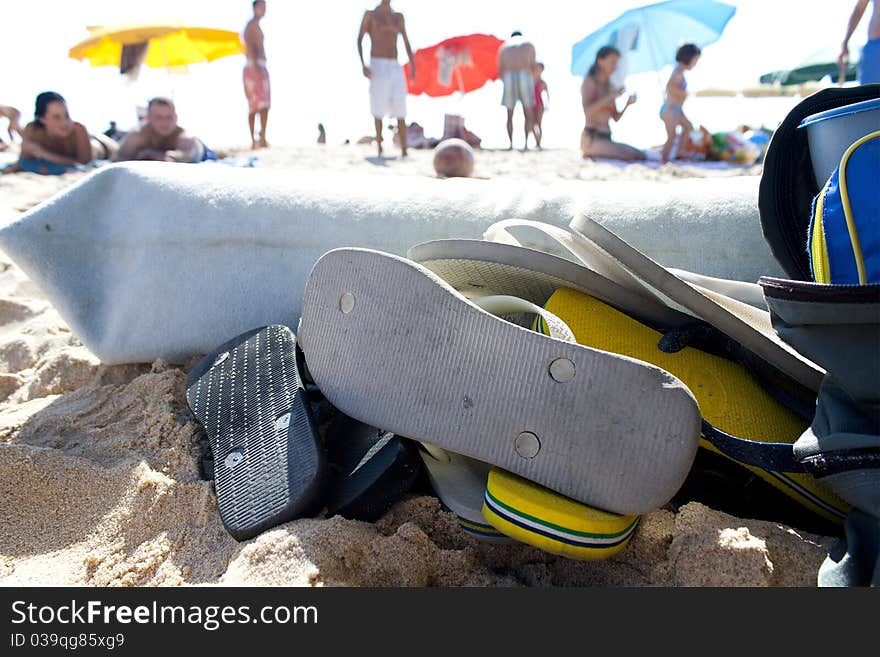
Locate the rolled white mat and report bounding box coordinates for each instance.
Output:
[0,162,780,364]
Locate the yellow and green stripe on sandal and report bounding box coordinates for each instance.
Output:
[482,469,639,561]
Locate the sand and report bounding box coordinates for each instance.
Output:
[0,144,834,587]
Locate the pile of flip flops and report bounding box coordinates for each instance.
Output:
[185,87,879,584]
[185,210,846,560]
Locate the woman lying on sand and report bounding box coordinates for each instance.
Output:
[580,46,645,162]
[3,92,118,175]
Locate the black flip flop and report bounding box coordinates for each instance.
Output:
[322,413,423,522]
[186,325,326,541]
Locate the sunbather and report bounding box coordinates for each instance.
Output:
[580,46,644,161]
[3,92,118,174]
[114,97,211,163]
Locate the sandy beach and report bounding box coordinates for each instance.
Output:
[0,144,834,587]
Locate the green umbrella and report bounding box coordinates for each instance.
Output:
[760,45,861,86]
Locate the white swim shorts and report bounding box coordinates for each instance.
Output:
[370,58,407,119]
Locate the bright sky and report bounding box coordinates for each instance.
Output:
[1,0,869,150]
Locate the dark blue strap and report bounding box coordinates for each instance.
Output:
[702,421,880,477]
[659,324,879,478]
[701,421,807,473]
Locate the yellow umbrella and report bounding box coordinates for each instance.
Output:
[69,23,245,72]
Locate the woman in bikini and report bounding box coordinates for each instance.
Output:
[9,91,117,173]
[660,43,701,163]
[580,46,644,161]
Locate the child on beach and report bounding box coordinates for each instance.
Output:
[660,43,701,163]
[531,62,549,149]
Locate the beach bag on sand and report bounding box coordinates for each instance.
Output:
[758,87,880,587]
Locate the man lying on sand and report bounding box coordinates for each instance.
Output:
[114,97,212,163]
[3,92,118,174]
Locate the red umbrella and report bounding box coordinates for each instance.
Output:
[404,34,504,97]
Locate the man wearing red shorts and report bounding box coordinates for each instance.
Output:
[243,0,271,149]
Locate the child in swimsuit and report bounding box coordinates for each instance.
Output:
[531,62,549,149]
[660,43,701,163]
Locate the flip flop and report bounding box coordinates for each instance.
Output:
[186,325,325,541]
[566,215,826,391]
[482,468,640,560]
[407,237,847,526]
[408,237,687,330]
[456,218,824,393]
[298,247,702,516]
[322,413,423,523]
[418,443,513,542]
[539,287,849,524]
[417,294,640,555]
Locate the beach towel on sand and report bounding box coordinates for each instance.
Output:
[2,158,107,175]
[0,161,779,364]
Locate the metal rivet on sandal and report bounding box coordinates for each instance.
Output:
[515,432,541,459]
[212,351,229,368]
[549,358,575,382]
[224,449,244,469]
[275,412,291,432]
[340,292,356,314]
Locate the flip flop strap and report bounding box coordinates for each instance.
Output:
[702,422,880,478]
[484,218,767,309]
[470,294,576,343]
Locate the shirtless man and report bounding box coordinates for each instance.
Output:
[839,0,880,84]
[497,32,536,150]
[114,97,206,163]
[243,0,271,149]
[580,46,643,162]
[357,1,416,157]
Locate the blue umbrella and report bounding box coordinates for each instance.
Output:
[571,0,736,77]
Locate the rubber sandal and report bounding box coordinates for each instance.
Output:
[539,287,850,525]
[418,443,513,542]
[566,215,826,391]
[322,413,423,522]
[482,468,640,560]
[298,247,702,516]
[186,325,325,541]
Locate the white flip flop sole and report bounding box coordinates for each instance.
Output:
[298,248,701,515]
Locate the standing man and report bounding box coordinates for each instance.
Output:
[357,1,416,157]
[839,0,879,84]
[498,31,537,150]
[243,0,271,149]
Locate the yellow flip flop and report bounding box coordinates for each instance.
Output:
[539,287,850,525]
[482,468,639,561]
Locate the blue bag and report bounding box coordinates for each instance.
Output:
[809,131,880,284]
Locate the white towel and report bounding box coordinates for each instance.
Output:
[0,162,781,364]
